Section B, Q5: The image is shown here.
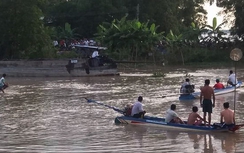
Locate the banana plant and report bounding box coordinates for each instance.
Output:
[58,22,80,40]
[182,22,204,47]
[95,15,164,62]
[201,17,227,48]
[165,30,185,65]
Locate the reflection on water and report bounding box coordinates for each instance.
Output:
[1,68,244,152]
[122,125,243,153]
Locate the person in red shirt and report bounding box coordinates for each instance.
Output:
[213,79,225,89]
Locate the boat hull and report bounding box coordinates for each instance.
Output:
[65,59,119,77]
[115,116,239,132]
[179,81,242,101]
[68,68,119,77]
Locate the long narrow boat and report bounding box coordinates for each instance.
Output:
[115,115,243,132]
[85,98,243,133]
[179,81,242,101]
[65,45,119,77]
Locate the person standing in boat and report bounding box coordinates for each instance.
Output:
[131,96,146,118]
[165,104,184,124]
[0,74,8,93]
[91,50,100,67]
[213,79,225,89]
[227,70,238,86]
[220,102,235,126]
[200,79,215,126]
[180,78,191,93]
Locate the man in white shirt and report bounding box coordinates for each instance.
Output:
[180,78,191,93]
[131,96,146,118]
[227,70,238,86]
[92,50,99,58]
[0,74,8,93]
[165,104,184,124]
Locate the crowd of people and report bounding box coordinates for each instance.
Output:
[53,38,98,51]
[124,69,238,127]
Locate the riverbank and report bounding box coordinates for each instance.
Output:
[0,60,237,77]
[0,60,70,77]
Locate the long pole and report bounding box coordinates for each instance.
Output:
[136,4,139,20]
[234,61,237,124]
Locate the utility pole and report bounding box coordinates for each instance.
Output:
[136,4,139,20]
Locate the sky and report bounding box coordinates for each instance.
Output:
[204,2,231,30]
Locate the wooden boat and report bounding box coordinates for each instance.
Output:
[65,45,119,77]
[85,98,243,132]
[179,81,242,101]
[115,115,243,132]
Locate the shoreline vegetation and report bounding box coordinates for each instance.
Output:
[0,1,243,72]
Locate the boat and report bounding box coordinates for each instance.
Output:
[179,81,242,101]
[65,45,119,77]
[115,115,243,132]
[85,98,243,132]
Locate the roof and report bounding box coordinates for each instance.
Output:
[74,45,107,50]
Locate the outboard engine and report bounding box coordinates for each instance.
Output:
[65,59,78,74]
[185,85,195,93]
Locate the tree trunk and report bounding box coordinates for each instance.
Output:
[180,49,185,65]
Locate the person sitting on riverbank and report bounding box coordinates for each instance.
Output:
[165,104,184,124]
[187,106,208,125]
[213,79,225,89]
[0,74,8,93]
[131,96,146,118]
[220,102,235,126]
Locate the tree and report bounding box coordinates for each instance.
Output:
[0,0,55,59]
[201,17,228,49]
[56,22,80,40]
[221,0,244,38]
[95,16,164,62]
[164,30,185,65]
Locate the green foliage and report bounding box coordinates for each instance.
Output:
[1,0,243,64]
[217,0,244,38]
[0,0,55,59]
[56,22,80,40]
[95,15,164,61]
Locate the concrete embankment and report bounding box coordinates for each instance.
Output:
[0,60,71,77]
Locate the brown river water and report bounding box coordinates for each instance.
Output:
[1,67,244,153]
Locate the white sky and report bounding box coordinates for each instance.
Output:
[204,2,231,30]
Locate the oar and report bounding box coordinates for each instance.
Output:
[157,93,190,98]
[85,98,124,114]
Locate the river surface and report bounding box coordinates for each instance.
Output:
[1,67,244,153]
